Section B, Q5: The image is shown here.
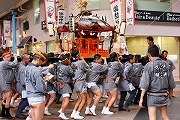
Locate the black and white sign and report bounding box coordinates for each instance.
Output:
[110,0,121,24]
[41,21,47,30]
[135,10,180,23]
[57,10,66,27]
[69,15,75,32]
[126,0,135,25]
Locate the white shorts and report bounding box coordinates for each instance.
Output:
[22,90,27,98]
[47,90,56,94]
[28,96,45,105]
[62,93,70,98]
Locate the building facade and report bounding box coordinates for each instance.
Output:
[0,0,180,76]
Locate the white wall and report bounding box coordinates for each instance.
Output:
[126,21,180,36]
[64,0,81,21]
[172,0,180,12]
[22,0,180,42]
[18,0,180,53]
[24,0,55,43]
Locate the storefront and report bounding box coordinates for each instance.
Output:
[46,40,59,54]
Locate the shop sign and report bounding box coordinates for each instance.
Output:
[135,10,180,23]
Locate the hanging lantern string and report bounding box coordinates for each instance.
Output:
[126,0,180,43]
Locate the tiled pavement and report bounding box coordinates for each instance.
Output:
[2,76,180,120]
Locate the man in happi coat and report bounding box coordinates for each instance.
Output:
[139,45,176,120]
[0,51,18,119]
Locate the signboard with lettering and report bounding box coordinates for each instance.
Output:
[69,15,75,32]
[110,0,122,24]
[135,10,180,23]
[57,10,66,27]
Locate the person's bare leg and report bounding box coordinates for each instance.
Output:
[85,92,93,115]
[172,90,177,98]
[59,97,70,119]
[148,107,157,120]
[107,89,117,108]
[29,106,35,119]
[104,91,112,107]
[12,93,19,101]
[86,92,94,108]
[77,92,87,112]
[27,105,34,119]
[73,92,82,111]
[89,89,102,115]
[61,97,70,113]
[4,90,13,118]
[45,93,56,108]
[71,92,83,119]
[159,106,170,120]
[0,99,2,109]
[32,101,45,120]
[45,93,50,105]
[93,88,102,106]
[103,90,115,115]
[11,92,19,106]
[5,90,13,108]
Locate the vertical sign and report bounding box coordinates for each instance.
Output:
[3,20,11,47]
[0,36,3,48]
[110,0,122,24]
[44,0,56,29]
[126,0,135,25]
[57,10,66,27]
[69,15,75,32]
[41,20,47,30]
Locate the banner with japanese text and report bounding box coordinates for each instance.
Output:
[126,0,135,25]
[57,10,66,27]
[3,20,12,47]
[0,36,3,48]
[110,0,122,24]
[44,0,56,29]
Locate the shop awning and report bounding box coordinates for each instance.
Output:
[17,36,32,48]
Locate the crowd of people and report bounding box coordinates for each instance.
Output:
[0,36,176,120]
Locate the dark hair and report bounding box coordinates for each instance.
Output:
[93,54,101,61]
[127,54,135,61]
[33,54,41,61]
[21,54,29,61]
[162,50,168,55]
[101,59,104,65]
[110,52,118,62]
[148,45,159,57]
[71,50,79,58]
[59,53,70,61]
[33,53,47,62]
[147,36,154,42]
